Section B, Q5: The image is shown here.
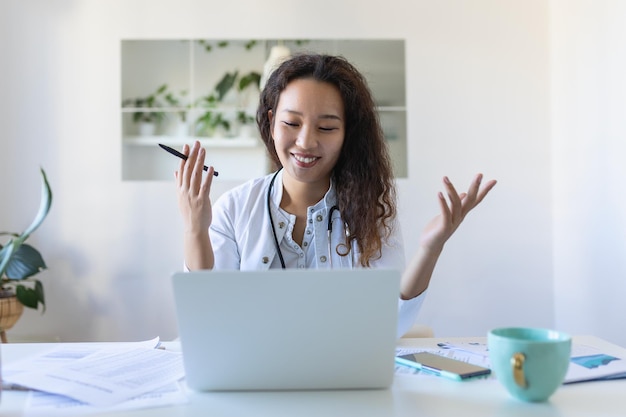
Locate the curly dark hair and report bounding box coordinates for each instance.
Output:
[257,53,397,267]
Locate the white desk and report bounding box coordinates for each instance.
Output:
[2,335,626,417]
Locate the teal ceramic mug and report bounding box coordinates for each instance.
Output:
[487,327,571,402]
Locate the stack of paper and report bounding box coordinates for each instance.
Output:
[2,338,188,415]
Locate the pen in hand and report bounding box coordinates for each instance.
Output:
[158,143,219,177]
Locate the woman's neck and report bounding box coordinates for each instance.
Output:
[280,175,330,213]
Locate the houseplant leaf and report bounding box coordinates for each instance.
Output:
[35,279,45,311]
[0,240,18,278]
[16,281,45,311]
[22,168,53,239]
[215,71,238,101]
[4,243,46,280]
[238,72,261,91]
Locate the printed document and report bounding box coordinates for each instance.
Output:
[3,338,186,407]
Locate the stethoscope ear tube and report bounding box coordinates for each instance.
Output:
[267,170,287,269]
[327,205,340,233]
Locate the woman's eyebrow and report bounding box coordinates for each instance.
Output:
[280,109,342,121]
[319,114,342,121]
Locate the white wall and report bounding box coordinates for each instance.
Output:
[551,0,626,346]
[0,0,609,345]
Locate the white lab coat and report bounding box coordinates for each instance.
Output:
[209,170,426,338]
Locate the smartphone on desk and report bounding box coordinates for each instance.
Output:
[395,352,491,381]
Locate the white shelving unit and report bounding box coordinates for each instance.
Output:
[121,39,407,181]
[123,136,260,148]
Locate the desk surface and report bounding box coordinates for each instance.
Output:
[2,335,626,417]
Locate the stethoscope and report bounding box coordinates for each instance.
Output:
[267,169,350,269]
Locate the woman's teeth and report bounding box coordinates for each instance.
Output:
[294,155,317,164]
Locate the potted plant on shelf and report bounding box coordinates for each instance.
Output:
[163,88,189,137]
[236,110,256,138]
[122,84,170,136]
[0,168,52,342]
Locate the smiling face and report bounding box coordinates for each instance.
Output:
[269,78,345,192]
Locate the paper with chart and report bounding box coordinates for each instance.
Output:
[395,340,626,383]
[395,342,492,378]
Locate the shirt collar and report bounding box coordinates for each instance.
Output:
[270,170,337,211]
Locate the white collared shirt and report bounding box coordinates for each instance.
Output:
[209,170,426,337]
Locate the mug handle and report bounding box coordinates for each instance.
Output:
[511,352,528,388]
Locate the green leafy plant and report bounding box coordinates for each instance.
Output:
[195,109,231,137]
[122,84,169,124]
[236,110,255,125]
[215,71,240,102]
[194,72,237,137]
[0,168,52,312]
[163,88,189,122]
[194,71,261,137]
[237,71,261,93]
[236,72,261,127]
[190,39,263,137]
[196,39,258,52]
[197,39,230,52]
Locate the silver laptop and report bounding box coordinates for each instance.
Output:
[172,268,400,391]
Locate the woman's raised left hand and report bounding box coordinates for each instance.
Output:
[419,173,497,251]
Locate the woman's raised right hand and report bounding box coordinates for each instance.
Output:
[175,140,216,234]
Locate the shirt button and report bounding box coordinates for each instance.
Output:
[320,256,327,263]
[303,241,308,247]
[308,218,313,224]
[316,215,323,222]
[299,264,305,269]
[299,253,304,258]
[306,229,312,235]
[262,257,269,264]
[279,222,285,229]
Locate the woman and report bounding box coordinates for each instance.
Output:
[175,54,496,337]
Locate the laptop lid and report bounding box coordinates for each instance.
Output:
[172,268,400,391]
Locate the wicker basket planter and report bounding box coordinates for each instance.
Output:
[0,294,24,343]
